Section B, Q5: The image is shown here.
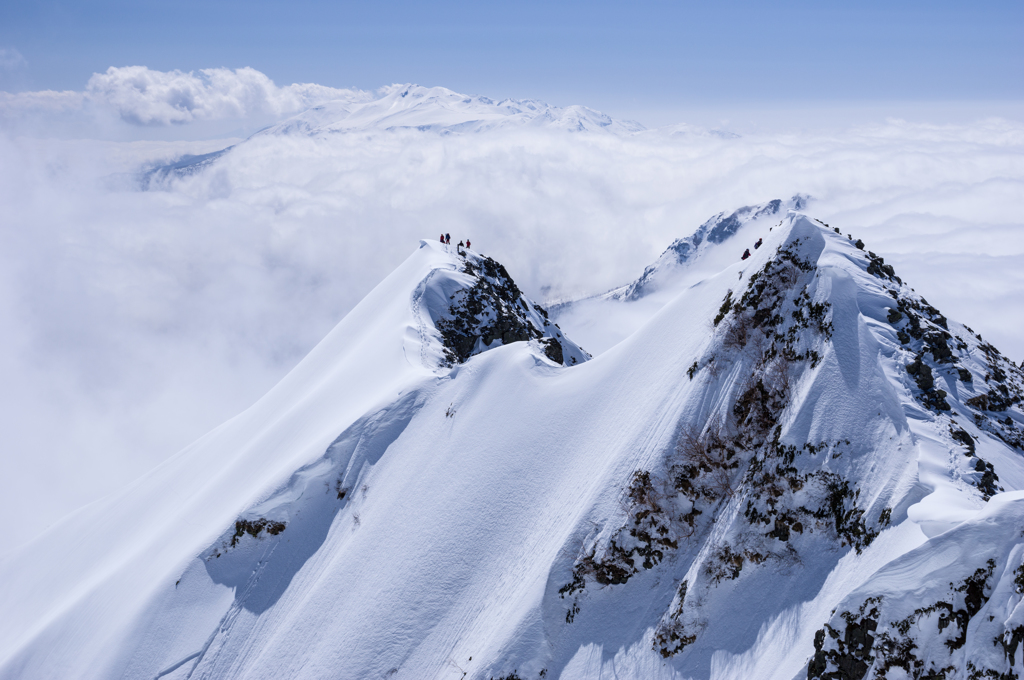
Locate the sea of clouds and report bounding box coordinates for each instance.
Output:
[1,66,1022,551]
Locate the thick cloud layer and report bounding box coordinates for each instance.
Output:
[86,66,369,125]
[0,65,368,128]
[0,113,1022,552]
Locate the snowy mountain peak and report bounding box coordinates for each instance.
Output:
[255,83,646,137]
[615,194,810,301]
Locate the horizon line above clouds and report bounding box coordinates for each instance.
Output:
[1,65,656,141]
[3,64,1024,142]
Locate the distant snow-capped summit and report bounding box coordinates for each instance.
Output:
[256,84,647,137]
[138,84,648,185]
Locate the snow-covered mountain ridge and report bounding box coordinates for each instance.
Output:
[549,196,809,355]
[139,84,706,185]
[1,212,1023,679]
[255,84,647,137]
[612,194,810,302]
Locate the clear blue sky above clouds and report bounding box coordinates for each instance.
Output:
[1,0,1022,117]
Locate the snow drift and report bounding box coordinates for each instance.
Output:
[1,211,1023,680]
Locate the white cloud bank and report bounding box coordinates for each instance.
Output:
[0,91,1022,552]
[86,66,369,125]
[0,65,369,127]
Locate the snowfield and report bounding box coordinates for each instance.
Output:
[1,211,1023,680]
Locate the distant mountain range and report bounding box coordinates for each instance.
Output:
[256,84,647,137]
[140,84,736,186]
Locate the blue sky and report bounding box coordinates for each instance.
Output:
[1,0,1021,119]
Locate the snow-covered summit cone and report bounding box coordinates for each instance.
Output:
[256,84,646,137]
[550,195,811,355]
[2,214,1024,680]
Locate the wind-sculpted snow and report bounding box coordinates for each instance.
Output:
[2,214,1024,680]
[808,494,1024,679]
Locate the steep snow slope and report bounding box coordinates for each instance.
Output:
[2,214,1023,680]
[0,241,584,679]
[550,195,808,355]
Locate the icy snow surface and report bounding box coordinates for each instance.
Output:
[1,214,1023,680]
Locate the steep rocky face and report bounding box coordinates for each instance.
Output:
[546,218,1024,678]
[806,499,1024,680]
[802,235,1024,680]
[431,248,590,367]
[861,242,1023,501]
[558,226,886,663]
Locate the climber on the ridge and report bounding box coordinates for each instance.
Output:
[445,233,451,245]
[439,234,445,243]
[458,240,464,248]
[741,248,751,260]
[754,238,763,249]
[466,238,471,249]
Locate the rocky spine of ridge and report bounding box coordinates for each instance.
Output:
[433,249,590,367]
[805,231,1024,680]
[550,218,1024,677]
[559,229,882,660]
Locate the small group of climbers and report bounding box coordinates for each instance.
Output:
[439,233,471,250]
[741,237,764,261]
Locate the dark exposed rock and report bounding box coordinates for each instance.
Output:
[230,518,286,547]
[808,605,879,680]
[542,337,564,364]
[924,332,953,363]
[950,426,975,456]
[434,254,584,367]
[967,391,1013,412]
[867,256,898,282]
[907,357,934,390]
[810,562,997,679]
